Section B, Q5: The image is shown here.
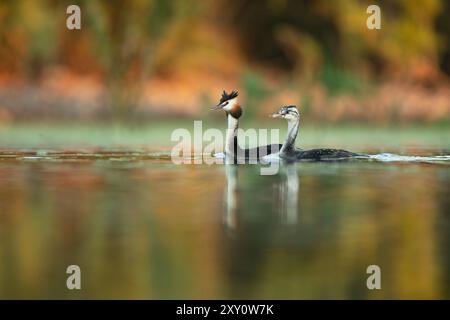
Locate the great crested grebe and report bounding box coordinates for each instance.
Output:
[269,105,358,160]
[211,90,282,159]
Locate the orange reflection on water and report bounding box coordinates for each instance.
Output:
[0,158,449,299]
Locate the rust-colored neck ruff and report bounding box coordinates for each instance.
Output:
[227,104,242,119]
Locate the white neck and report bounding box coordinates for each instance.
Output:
[280,119,299,154]
[225,114,241,156]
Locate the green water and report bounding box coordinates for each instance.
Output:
[1,121,450,150]
[0,123,449,299]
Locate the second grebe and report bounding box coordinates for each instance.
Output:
[269,105,358,160]
[211,90,282,160]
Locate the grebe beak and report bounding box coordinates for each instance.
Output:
[210,104,223,110]
[271,112,282,118]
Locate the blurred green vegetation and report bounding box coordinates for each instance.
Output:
[0,121,449,150]
[319,65,367,96]
[1,0,448,78]
[0,0,449,122]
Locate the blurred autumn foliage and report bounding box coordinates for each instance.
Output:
[0,0,449,122]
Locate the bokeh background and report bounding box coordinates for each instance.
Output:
[0,0,449,124]
[1,1,450,300]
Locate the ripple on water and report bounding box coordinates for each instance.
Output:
[368,153,450,163]
[1,150,450,165]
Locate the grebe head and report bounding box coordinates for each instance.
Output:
[271,105,299,121]
[211,90,242,118]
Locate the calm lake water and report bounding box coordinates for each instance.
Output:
[0,124,449,299]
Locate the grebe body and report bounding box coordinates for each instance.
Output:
[270,105,358,161]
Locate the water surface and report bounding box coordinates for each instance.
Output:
[0,123,449,299]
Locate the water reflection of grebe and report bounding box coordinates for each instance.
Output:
[277,164,299,225]
[223,163,300,230]
[221,164,301,297]
[223,165,238,229]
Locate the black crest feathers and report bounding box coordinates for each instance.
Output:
[219,90,239,104]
